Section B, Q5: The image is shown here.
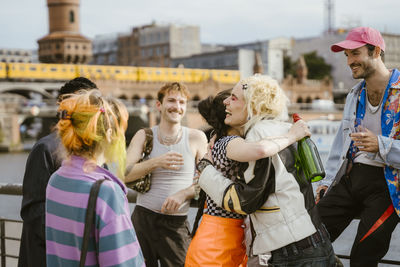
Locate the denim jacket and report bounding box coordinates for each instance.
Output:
[321,68,400,217]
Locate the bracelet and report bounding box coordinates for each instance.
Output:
[196,158,213,173]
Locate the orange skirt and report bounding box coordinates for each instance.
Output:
[185,214,248,267]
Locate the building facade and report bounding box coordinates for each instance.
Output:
[384,33,400,71]
[172,38,292,82]
[0,49,38,63]
[91,33,118,65]
[91,23,201,67]
[38,0,92,64]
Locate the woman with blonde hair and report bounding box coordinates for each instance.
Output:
[196,74,337,266]
[45,90,144,267]
[186,86,312,267]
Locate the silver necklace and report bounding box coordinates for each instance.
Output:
[159,126,182,146]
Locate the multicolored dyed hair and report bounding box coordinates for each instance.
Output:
[240,74,289,132]
[56,90,128,180]
[157,82,190,102]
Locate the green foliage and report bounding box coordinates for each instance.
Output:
[283,51,332,80]
[283,55,296,78]
[303,51,332,80]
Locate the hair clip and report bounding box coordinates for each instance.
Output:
[99,107,105,113]
[242,84,248,90]
[57,110,71,120]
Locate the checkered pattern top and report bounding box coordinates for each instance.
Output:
[204,135,245,219]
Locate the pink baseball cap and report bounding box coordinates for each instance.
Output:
[331,27,385,52]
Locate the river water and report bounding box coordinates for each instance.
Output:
[0,143,399,266]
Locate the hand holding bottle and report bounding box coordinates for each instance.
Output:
[288,120,311,142]
[293,113,326,183]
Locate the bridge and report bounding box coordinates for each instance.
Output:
[0,82,63,99]
[0,79,343,151]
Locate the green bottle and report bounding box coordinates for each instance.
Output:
[292,113,325,182]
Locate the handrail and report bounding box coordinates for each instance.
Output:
[0,183,199,209]
[0,219,21,266]
[0,182,138,203]
[1,183,399,266]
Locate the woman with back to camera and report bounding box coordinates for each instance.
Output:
[185,88,311,266]
[45,90,145,267]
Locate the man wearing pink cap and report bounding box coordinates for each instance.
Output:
[316,27,400,267]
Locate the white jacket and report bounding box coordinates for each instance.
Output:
[199,120,316,254]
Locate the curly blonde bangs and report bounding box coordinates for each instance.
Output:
[241,74,289,131]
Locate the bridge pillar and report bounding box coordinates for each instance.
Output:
[0,95,23,151]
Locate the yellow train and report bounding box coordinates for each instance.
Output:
[0,62,240,84]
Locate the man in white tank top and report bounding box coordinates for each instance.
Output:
[125,82,207,267]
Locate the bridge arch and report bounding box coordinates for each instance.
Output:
[0,82,59,99]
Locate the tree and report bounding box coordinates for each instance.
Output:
[283,55,296,78]
[303,51,332,80]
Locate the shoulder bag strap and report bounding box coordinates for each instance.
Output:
[80,179,106,267]
[142,128,153,157]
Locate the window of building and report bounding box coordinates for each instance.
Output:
[56,43,60,49]
[69,10,75,23]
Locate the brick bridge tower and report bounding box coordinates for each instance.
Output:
[38,0,92,64]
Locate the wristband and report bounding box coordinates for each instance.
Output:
[196,158,212,173]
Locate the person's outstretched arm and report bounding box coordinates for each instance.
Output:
[226,120,309,162]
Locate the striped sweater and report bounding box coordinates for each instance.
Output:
[46,155,145,267]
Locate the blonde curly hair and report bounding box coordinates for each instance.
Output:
[241,74,289,132]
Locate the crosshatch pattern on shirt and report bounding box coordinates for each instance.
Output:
[205,135,245,219]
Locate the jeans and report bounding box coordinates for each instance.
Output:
[268,234,336,267]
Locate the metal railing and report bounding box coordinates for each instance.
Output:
[1,183,399,266]
[0,183,140,266]
[0,219,21,267]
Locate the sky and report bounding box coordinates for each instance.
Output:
[1,0,399,50]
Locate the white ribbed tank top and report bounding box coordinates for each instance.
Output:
[136,126,195,215]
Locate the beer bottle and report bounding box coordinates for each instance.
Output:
[292,113,325,182]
